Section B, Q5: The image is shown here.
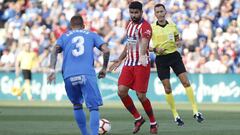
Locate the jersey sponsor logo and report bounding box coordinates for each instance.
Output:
[127,38,137,46]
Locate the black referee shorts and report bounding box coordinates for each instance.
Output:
[155,51,186,80]
[22,70,32,80]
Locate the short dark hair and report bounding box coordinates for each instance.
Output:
[70,15,84,27]
[154,3,166,10]
[129,1,142,10]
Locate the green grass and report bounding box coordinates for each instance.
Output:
[0,101,240,135]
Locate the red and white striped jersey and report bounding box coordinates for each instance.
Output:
[124,19,152,66]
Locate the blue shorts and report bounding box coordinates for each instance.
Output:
[64,75,103,110]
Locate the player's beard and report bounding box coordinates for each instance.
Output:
[131,17,141,23]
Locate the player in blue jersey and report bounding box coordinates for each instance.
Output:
[47,15,110,135]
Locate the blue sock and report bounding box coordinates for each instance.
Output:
[73,109,89,135]
[89,110,100,135]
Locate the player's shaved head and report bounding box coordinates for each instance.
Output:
[70,15,84,29]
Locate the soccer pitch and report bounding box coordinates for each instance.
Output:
[0,101,239,135]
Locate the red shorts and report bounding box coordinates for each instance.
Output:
[118,64,150,93]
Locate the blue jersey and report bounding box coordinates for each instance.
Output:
[56,29,105,79]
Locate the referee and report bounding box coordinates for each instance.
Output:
[150,3,204,126]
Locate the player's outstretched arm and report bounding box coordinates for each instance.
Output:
[109,45,127,72]
[98,43,110,79]
[47,45,62,84]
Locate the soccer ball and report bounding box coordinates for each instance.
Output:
[98,118,111,134]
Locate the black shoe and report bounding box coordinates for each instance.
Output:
[174,116,184,126]
[194,112,204,123]
[133,117,145,134]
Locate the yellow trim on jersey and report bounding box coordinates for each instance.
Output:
[151,21,179,55]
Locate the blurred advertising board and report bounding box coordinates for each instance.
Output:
[0,72,239,103]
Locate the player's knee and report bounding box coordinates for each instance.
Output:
[136,93,147,102]
[73,104,83,110]
[89,106,99,112]
[118,91,128,98]
[162,84,172,94]
[137,95,147,102]
[182,81,190,87]
[164,89,172,94]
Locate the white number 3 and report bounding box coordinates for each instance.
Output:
[72,36,84,56]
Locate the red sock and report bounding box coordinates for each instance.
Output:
[141,98,156,123]
[120,95,140,119]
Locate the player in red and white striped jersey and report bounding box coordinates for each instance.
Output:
[109,1,158,134]
[124,18,151,66]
